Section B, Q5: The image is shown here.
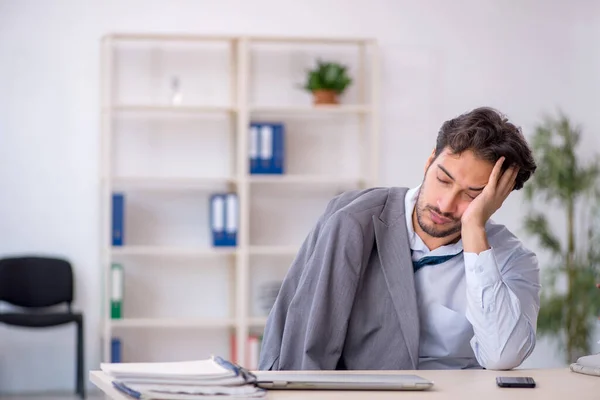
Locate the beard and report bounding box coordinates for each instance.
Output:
[415,187,462,238]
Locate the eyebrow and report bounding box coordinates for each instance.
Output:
[437,165,486,191]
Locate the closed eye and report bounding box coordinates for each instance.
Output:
[437,177,451,185]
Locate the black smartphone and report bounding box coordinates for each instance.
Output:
[496,376,536,388]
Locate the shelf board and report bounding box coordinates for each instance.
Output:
[249,175,362,185]
[110,176,363,188]
[111,105,235,114]
[110,318,235,328]
[105,33,372,45]
[249,36,373,45]
[110,177,236,190]
[250,105,371,114]
[249,246,299,256]
[110,246,237,257]
[106,33,235,42]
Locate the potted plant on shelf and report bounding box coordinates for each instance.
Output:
[523,110,600,363]
[302,59,352,105]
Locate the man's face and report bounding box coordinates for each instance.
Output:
[415,147,494,239]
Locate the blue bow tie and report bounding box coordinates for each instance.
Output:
[411,250,463,273]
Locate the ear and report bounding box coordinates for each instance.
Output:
[424,148,436,174]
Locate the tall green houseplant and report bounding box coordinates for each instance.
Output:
[523,111,600,363]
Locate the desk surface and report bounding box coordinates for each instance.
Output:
[90,368,598,399]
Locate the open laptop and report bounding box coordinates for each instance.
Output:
[254,371,434,391]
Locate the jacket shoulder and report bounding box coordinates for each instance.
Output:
[325,187,407,220]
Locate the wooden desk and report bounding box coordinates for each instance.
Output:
[90,368,598,399]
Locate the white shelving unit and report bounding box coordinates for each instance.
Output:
[100,33,379,367]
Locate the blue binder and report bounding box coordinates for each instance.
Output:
[211,193,238,247]
[112,193,124,246]
[111,337,122,363]
[210,194,227,246]
[259,124,273,174]
[249,124,260,174]
[249,122,284,174]
[271,123,284,174]
[224,193,238,247]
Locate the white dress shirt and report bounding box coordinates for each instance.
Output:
[404,186,541,370]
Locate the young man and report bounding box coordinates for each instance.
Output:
[258,107,540,371]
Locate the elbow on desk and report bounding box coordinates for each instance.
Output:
[480,355,524,371]
[478,346,535,371]
[473,325,537,370]
[475,339,535,371]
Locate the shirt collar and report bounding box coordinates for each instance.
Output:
[404,185,463,255]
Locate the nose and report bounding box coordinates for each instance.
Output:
[437,193,458,215]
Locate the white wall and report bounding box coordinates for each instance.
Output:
[0,0,599,393]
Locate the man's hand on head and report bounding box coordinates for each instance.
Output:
[461,156,519,229]
[460,156,519,254]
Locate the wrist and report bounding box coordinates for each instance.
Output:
[461,223,489,254]
[461,217,486,232]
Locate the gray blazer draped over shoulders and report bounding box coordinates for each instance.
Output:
[258,187,420,370]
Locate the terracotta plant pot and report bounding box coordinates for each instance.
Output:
[313,89,338,105]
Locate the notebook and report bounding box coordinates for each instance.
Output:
[101,356,265,399]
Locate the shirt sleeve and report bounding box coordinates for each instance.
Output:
[463,247,541,370]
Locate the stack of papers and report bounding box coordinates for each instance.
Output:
[101,356,266,399]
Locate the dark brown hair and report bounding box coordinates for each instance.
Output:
[434,107,536,190]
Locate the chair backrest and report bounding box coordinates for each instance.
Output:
[0,256,74,308]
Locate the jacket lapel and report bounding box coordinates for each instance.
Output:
[373,187,420,369]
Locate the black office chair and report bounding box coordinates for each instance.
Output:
[0,256,85,398]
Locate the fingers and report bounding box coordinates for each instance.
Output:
[498,167,518,198]
[499,165,519,196]
[488,157,506,190]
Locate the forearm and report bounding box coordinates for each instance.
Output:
[465,262,536,369]
[462,225,536,370]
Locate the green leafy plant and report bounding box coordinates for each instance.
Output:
[302,60,352,95]
[523,111,600,363]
